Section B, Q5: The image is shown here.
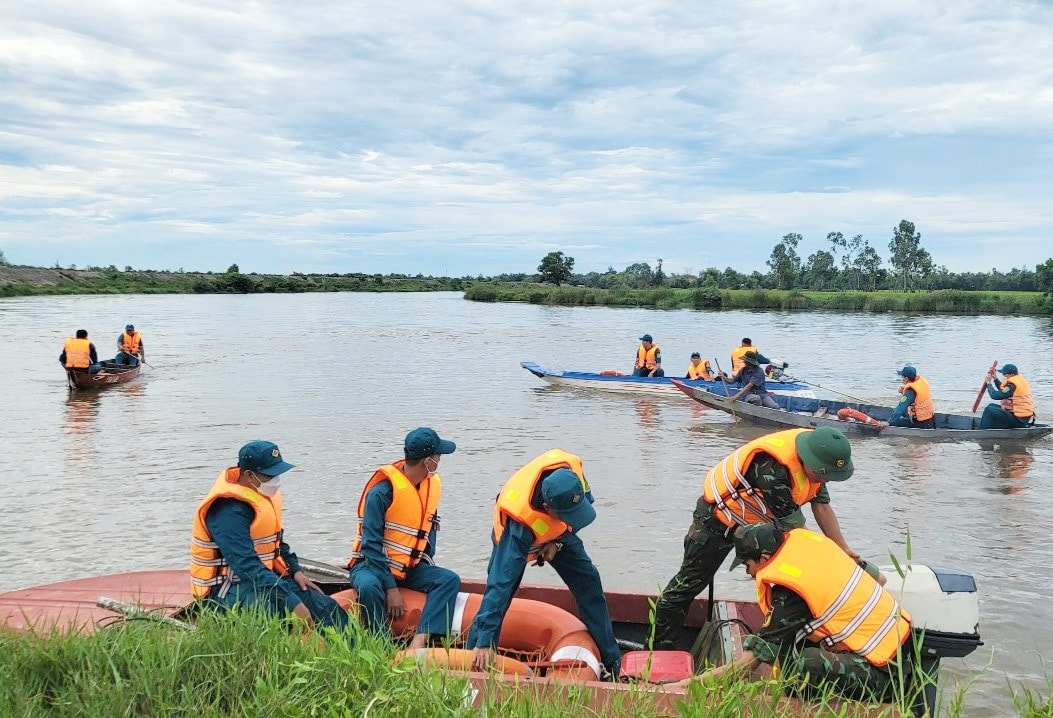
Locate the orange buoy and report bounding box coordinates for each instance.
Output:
[599,370,624,376]
[836,407,882,426]
[394,647,532,676]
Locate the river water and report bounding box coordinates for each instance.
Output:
[3,292,1051,715]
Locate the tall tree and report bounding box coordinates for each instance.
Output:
[855,244,884,291]
[1037,258,1053,297]
[802,250,837,290]
[624,262,654,288]
[653,258,666,287]
[888,220,932,291]
[766,233,802,290]
[537,251,575,286]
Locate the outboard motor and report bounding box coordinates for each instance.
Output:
[765,358,791,381]
[879,565,982,716]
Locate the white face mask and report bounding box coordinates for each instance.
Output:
[424,457,439,478]
[255,473,282,497]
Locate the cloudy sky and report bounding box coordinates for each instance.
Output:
[2,1,1051,277]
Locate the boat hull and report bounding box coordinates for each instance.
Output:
[67,362,142,389]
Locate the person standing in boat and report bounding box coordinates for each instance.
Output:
[347,427,461,651]
[633,334,664,377]
[728,352,779,408]
[59,329,101,374]
[686,352,714,381]
[888,365,935,429]
[978,364,1035,429]
[114,324,145,366]
[653,427,881,651]
[466,450,622,679]
[730,338,770,376]
[670,523,912,702]
[189,441,349,633]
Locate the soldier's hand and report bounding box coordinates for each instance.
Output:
[385,587,406,620]
[471,647,496,672]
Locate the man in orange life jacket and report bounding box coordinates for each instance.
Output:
[889,366,935,429]
[671,524,912,702]
[189,441,348,632]
[633,334,664,377]
[979,364,1035,429]
[114,324,145,366]
[466,452,621,678]
[59,329,101,374]
[348,428,460,651]
[686,352,714,381]
[653,427,879,650]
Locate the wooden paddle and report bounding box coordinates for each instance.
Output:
[712,358,739,422]
[972,360,998,413]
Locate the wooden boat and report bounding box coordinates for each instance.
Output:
[66,361,142,390]
[0,558,980,715]
[671,380,1053,442]
[522,361,815,398]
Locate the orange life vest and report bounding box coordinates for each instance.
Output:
[756,528,912,668]
[687,359,713,381]
[190,468,287,599]
[1001,375,1035,418]
[63,337,92,369]
[635,344,660,370]
[702,429,823,529]
[347,462,441,579]
[900,376,934,422]
[731,346,756,374]
[120,330,141,354]
[493,450,588,561]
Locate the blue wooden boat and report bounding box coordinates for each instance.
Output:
[522,361,815,398]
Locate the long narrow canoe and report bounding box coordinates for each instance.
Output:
[66,361,141,389]
[671,380,1053,441]
[522,361,815,398]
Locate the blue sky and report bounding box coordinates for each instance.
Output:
[2,1,1051,276]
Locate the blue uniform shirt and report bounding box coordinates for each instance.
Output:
[889,387,917,423]
[985,378,1015,400]
[356,480,439,591]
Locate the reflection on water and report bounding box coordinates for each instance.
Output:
[63,392,101,468]
[982,444,1035,495]
[634,398,659,430]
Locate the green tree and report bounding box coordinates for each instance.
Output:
[1037,258,1053,297]
[623,262,654,288]
[0,248,8,266]
[226,263,240,274]
[802,250,837,290]
[537,251,574,286]
[855,244,884,290]
[652,258,666,286]
[766,233,802,289]
[888,220,932,291]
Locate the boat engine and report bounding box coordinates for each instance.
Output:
[765,358,792,381]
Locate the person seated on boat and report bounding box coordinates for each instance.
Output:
[653,427,881,651]
[190,441,349,634]
[978,364,1035,429]
[730,338,770,376]
[466,452,622,679]
[686,352,714,381]
[729,353,779,408]
[114,324,145,366]
[347,427,460,651]
[888,366,935,429]
[59,329,101,374]
[670,524,912,703]
[633,334,664,377]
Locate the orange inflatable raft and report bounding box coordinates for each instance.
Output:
[836,407,884,426]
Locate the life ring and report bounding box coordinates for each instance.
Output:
[836,407,882,426]
[393,647,532,676]
[379,589,603,681]
[599,370,624,376]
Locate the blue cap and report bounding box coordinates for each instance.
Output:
[404,427,456,460]
[238,440,295,477]
[125,324,135,331]
[896,365,917,379]
[639,334,653,342]
[541,468,596,530]
[1000,364,1018,375]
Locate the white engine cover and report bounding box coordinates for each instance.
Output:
[877,564,979,636]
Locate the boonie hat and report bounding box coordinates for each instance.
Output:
[125,324,135,331]
[404,427,456,460]
[238,440,295,477]
[729,523,785,571]
[742,352,760,366]
[1000,364,1018,375]
[541,468,596,530]
[639,334,653,342]
[896,365,917,379]
[795,427,853,481]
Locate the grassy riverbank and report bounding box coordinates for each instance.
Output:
[0,265,465,297]
[464,283,1052,315]
[1,609,1046,717]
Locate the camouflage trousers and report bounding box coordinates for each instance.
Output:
[776,645,912,703]
[652,497,735,650]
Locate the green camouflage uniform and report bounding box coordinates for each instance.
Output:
[652,454,830,650]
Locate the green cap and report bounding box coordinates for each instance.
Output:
[795,427,853,481]
[729,524,785,571]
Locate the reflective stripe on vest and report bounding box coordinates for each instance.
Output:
[121,331,141,354]
[64,337,92,369]
[756,529,911,667]
[189,468,287,599]
[1002,375,1035,418]
[493,449,587,560]
[347,462,441,579]
[702,429,822,529]
[635,344,659,370]
[902,376,934,422]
